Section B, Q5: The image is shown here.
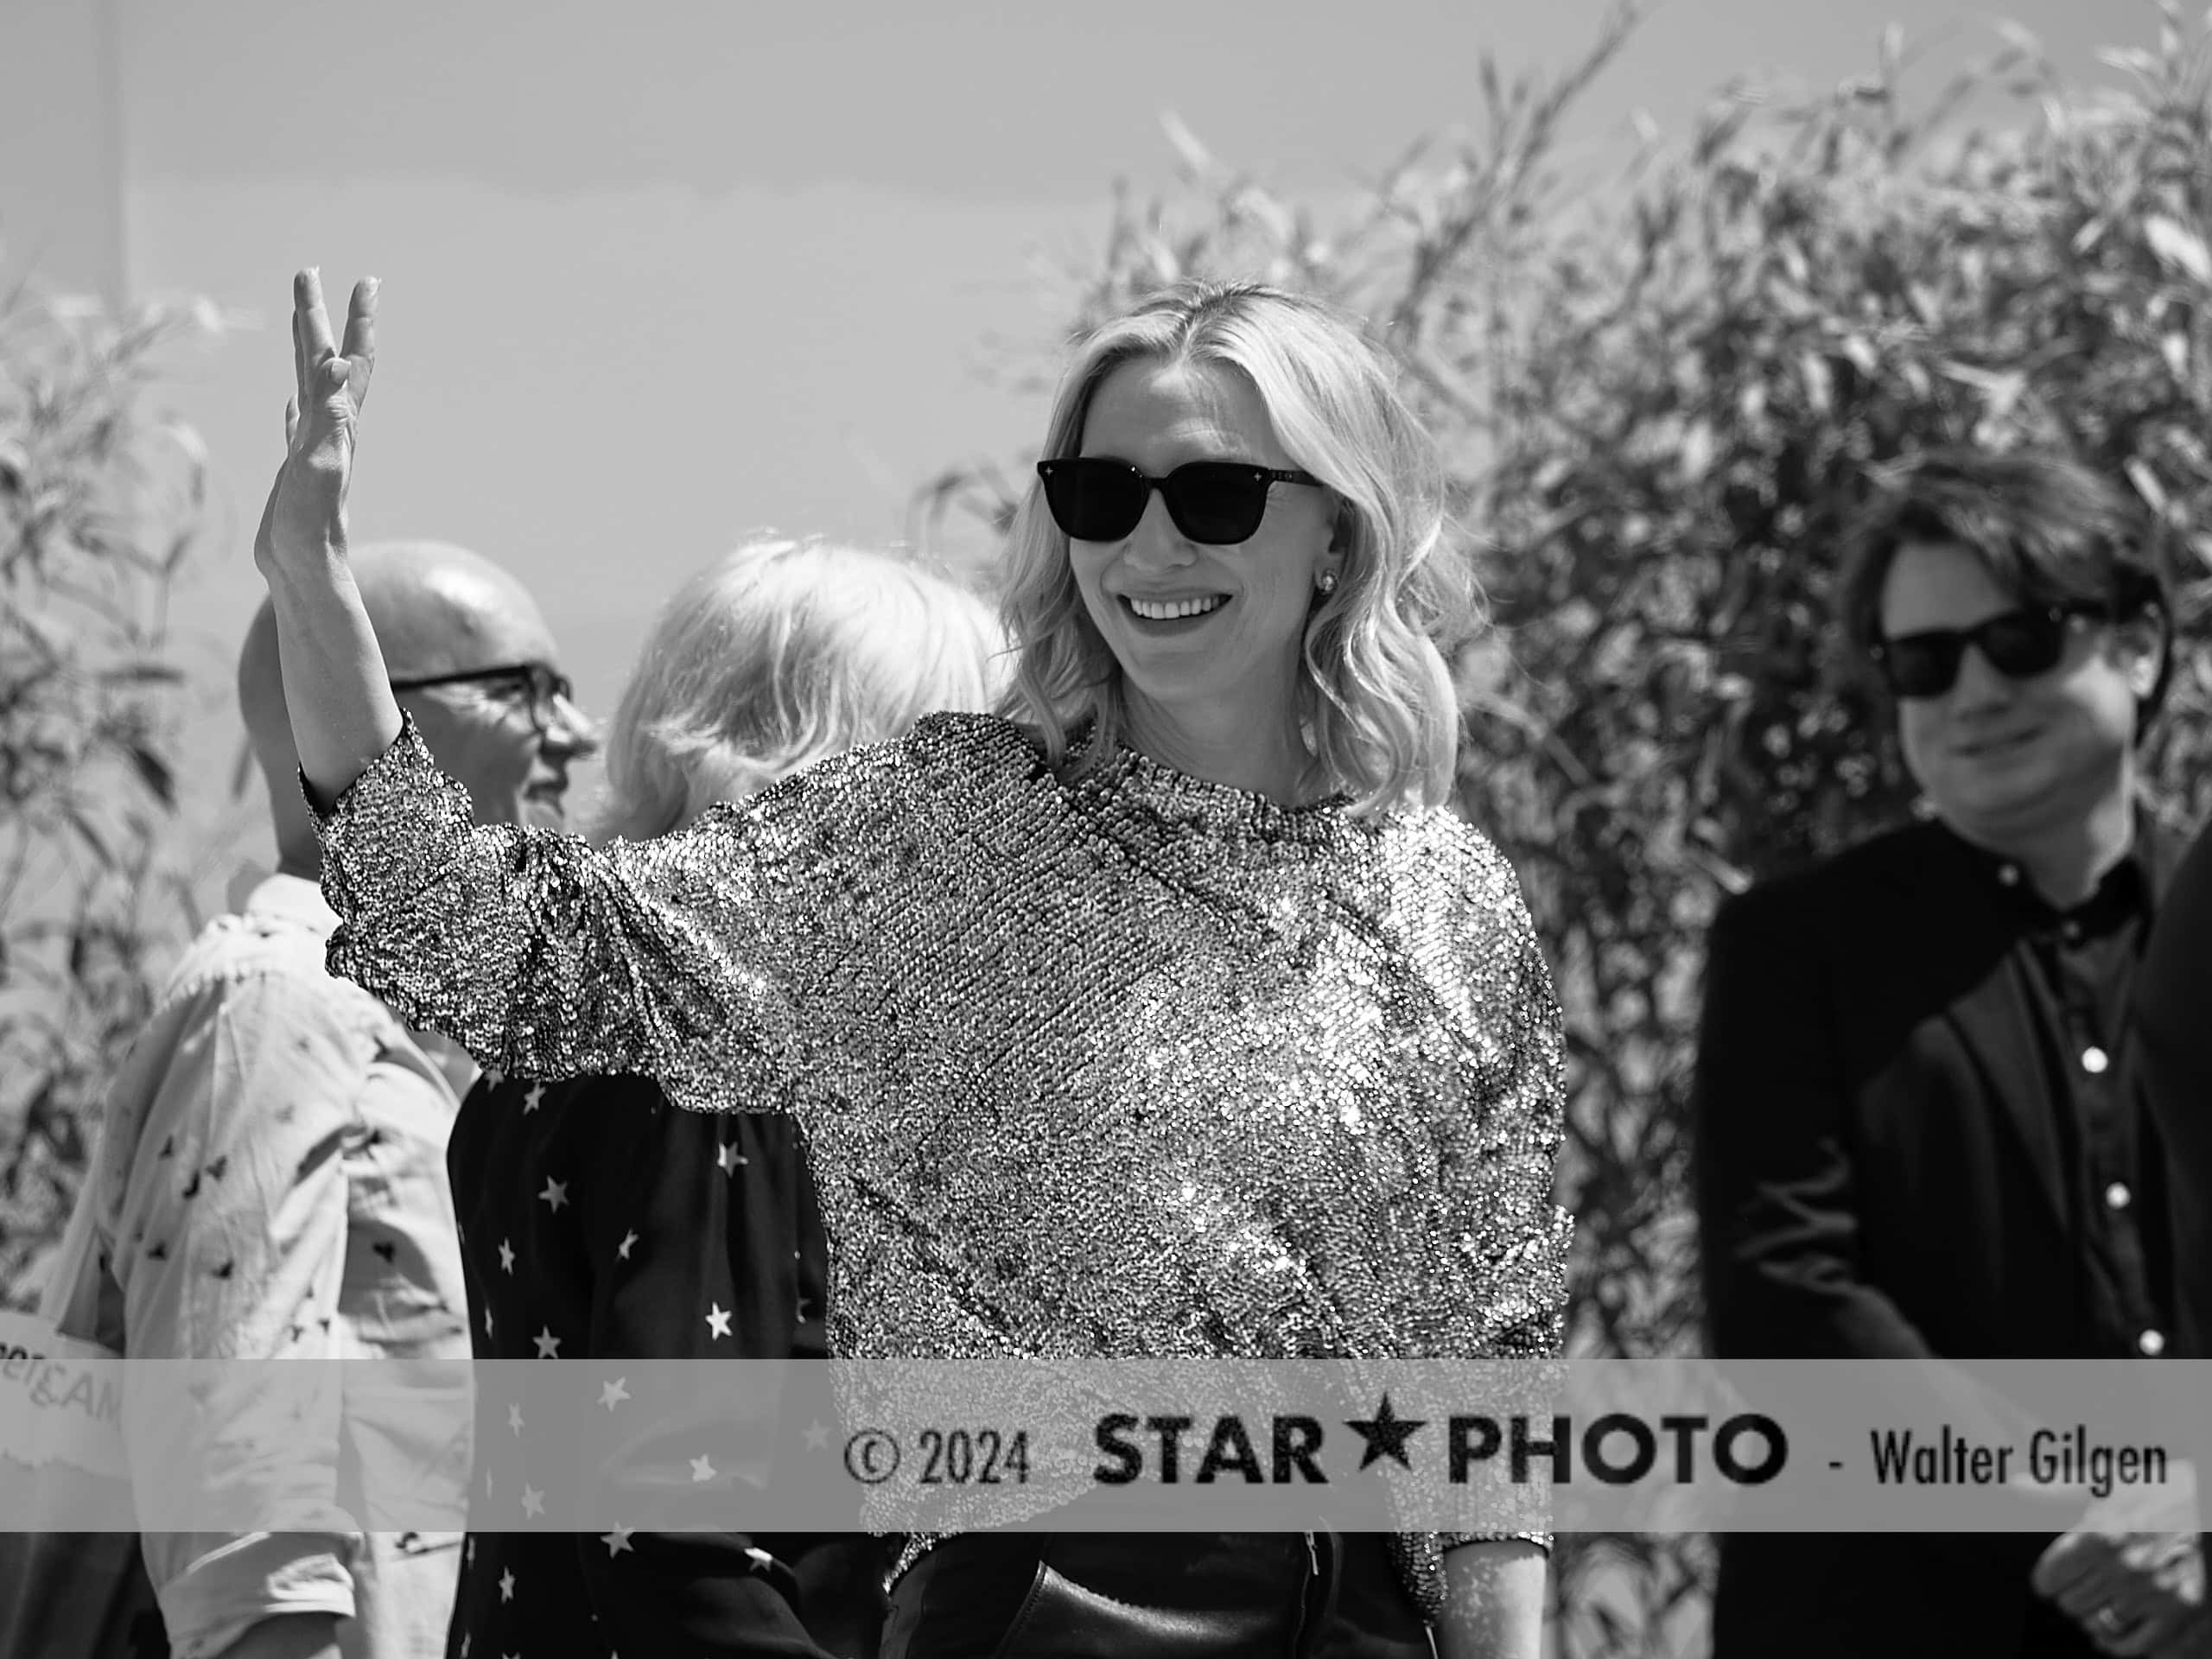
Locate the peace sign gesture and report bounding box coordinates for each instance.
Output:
[254,269,378,580]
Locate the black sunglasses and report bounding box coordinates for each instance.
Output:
[389,661,577,734]
[1868,601,2112,699]
[1035,457,1324,545]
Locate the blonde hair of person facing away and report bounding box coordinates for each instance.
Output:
[593,536,1008,842]
[997,279,1480,817]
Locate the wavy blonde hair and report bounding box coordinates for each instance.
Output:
[594,537,1007,842]
[998,280,1477,815]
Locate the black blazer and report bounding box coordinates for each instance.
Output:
[2137,821,2212,1361]
[1694,817,2183,1659]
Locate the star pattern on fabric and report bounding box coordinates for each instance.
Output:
[803,1420,830,1450]
[445,1074,835,1657]
[523,1081,546,1114]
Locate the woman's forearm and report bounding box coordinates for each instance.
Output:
[1434,1540,1547,1659]
[266,547,404,809]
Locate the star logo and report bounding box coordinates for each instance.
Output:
[534,1326,562,1359]
[483,1306,494,1338]
[616,1230,639,1261]
[523,1081,546,1114]
[690,1453,716,1483]
[538,1178,569,1212]
[520,1484,545,1518]
[705,1303,733,1339]
[508,1402,524,1436]
[1344,1392,1427,1471]
[601,1524,634,1557]
[803,1420,830,1451]
[499,1239,516,1274]
[716,1141,747,1174]
[498,1567,516,1602]
[600,1377,631,1411]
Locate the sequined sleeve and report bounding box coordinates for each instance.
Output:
[315,715,862,1114]
[1420,828,1573,1585]
[1441,831,1573,1360]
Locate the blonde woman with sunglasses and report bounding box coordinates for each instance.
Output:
[257,269,1569,1659]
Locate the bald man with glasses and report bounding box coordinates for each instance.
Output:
[30,542,593,1659]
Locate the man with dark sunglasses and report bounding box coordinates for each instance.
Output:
[1694,448,2205,1657]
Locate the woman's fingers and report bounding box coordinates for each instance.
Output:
[295,268,337,377]
[340,276,378,411]
[290,305,307,414]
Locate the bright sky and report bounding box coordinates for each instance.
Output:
[10,0,2138,887]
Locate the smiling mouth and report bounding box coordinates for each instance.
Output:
[1959,729,2039,758]
[1124,594,1229,621]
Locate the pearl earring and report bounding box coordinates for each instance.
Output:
[1318,569,1339,594]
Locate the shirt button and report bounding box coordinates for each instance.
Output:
[2106,1182,2132,1211]
[2139,1329,2167,1357]
[2082,1046,2110,1074]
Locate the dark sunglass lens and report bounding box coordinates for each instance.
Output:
[1882,634,1966,699]
[1041,461,1144,541]
[1165,464,1269,544]
[1975,611,2069,678]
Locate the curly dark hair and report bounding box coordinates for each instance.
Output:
[1835,446,2173,738]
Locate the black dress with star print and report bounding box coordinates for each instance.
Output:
[442,1069,887,1659]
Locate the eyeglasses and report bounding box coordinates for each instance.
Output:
[389,661,578,734]
[1868,601,2111,699]
[1035,457,1324,545]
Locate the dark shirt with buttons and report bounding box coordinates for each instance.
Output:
[1966,831,2172,1360]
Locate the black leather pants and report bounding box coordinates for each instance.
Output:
[880,1532,1434,1659]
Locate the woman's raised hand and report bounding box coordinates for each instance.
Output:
[255,270,378,580]
[250,269,404,801]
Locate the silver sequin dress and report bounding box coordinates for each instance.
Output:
[316,710,1573,1618]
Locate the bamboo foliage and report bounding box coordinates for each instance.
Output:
[0,280,219,1304]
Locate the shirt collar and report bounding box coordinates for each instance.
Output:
[1941,823,2153,936]
[239,872,340,939]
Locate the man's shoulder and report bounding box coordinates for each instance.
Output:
[155,901,384,1033]
[1716,820,1945,940]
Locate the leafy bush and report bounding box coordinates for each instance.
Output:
[924,5,2212,1650]
[0,279,219,1306]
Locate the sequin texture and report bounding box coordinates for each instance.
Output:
[317,710,1573,1618]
